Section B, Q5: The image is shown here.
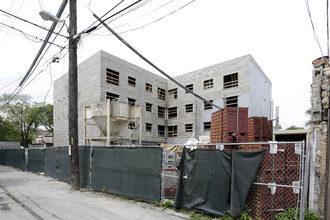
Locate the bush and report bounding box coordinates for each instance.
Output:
[274,208,320,220]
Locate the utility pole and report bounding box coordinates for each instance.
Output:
[68,0,79,190]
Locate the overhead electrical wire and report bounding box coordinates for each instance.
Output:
[0,9,68,39]
[305,0,326,57]
[92,11,221,110]
[115,0,195,35]
[0,21,65,48]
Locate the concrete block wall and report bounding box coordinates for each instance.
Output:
[166,54,272,144]
[54,51,272,146]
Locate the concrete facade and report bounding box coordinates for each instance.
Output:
[54,50,272,146]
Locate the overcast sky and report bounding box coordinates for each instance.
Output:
[0,0,326,129]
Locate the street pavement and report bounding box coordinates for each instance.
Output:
[0,165,189,220]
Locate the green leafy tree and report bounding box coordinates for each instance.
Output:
[0,115,20,142]
[305,108,312,128]
[0,94,53,147]
[286,125,304,130]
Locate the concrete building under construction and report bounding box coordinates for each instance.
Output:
[53,50,272,146]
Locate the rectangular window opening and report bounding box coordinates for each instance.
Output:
[185,84,193,93]
[204,122,211,131]
[224,73,238,89]
[185,124,193,132]
[225,96,238,107]
[158,88,166,100]
[158,125,165,137]
[146,83,153,92]
[106,68,119,85]
[158,106,165,118]
[146,123,152,132]
[128,76,136,87]
[168,107,177,118]
[204,100,213,110]
[128,98,136,105]
[185,104,193,113]
[128,122,136,129]
[146,103,152,112]
[203,79,213,89]
[168,125,178,137]
[168,88,178,99]
[106,92,119,101]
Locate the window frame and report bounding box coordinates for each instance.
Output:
[157,87,166,100]
[146,103,152,112]
[224,73,238,89]
[203,79,213,89]
[185,84,193,93]
[168,125,178,137]
[203,122,211,131]
[204,100,213,110]
[106,68,119,85]
[145,83,153,93]
[185,103,193,113]
[128,76,136,87]
[185,124,193,132]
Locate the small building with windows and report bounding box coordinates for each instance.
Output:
[53,50,272,146]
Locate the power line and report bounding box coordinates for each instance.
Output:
[93,12,222,110]
[0,9,68,39]
[115,0,195,35]
[305,0,326,57]
[0,21,65,48]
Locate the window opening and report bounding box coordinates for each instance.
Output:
[224,73,238,88]
[204,100,213,110]
[168,125,178,137]
[128,76,136,87]
[106,92,119,101]
[158,125,165,137]
[168,107,177,118]
[158,106,165,118]
[146,103,152,112]
[225,96,238,107]
[185,124,193,132]
[106,68,119,85]
[146,83,153,92]
[185,84,193,93]
[158,88,166,100]
[146,123,152,132]
[185,104,193,113]
[204,122,211,131]
[203,79,213,89]
[168,88,178,99]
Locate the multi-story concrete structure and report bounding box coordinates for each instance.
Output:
[54,50,272,146]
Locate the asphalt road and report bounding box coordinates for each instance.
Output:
[0,165,188,220]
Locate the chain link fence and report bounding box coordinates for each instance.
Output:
[161,141,307,220]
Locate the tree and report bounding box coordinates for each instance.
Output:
[0,115,20,142]
[305,108,312,128]
[0,94,53,147]
[286,125,304,130]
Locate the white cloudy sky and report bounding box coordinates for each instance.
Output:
[0,0,326,129]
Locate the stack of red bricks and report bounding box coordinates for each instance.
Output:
[210,107,273,144]
[210,107,249,143]
[248,117,273,142]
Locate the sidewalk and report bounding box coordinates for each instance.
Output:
[0,165,189,220]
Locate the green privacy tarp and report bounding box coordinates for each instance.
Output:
[56,147,70,182]
[174,148,264,218]
[44,147,57,178]
[79,146,90,186]
[91,147,162,202]
[0,149,6,165]
[6,149,26,171]
[27,149,45,173]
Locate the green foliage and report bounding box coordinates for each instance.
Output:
[274,208,320,220]
[0,93,53,147]
[102,188,106,193]
[286,125,304,130]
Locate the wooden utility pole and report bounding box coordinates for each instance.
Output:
[68,0,79,190]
